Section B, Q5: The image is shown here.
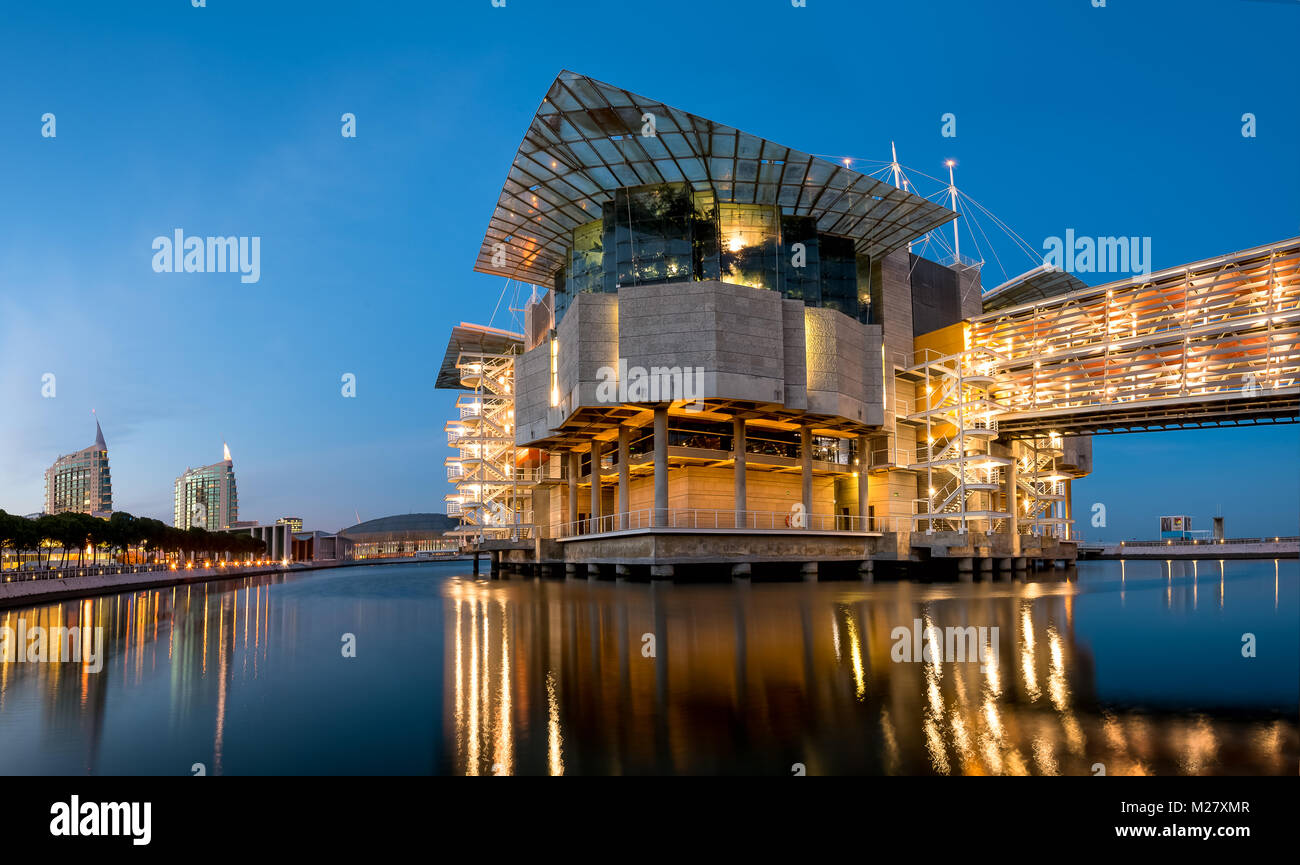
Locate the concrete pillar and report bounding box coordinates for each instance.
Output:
[857,433,870,530]
[800,561,818,582]
[1064,478,1073,540]
[731,562,751,580]
[650,564,673,579]
[590,439,602,532]
[653,407,668,527]
[733,418,747,529]
[1005,450,1019,541]
[567,449,580,530]
[618,425,630,529]
[800,426,813,527]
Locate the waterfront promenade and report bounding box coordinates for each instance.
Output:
[0,557,444,609]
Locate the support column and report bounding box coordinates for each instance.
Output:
[733,418,747,529]
[1064,478,1073,540]
[567,449,579,531]
[800,426,813,527]
[590,439,602,532]
[653,407,668,527]
[857,433,870,530]
[618,425,630,530]
[1005,449,1019,543]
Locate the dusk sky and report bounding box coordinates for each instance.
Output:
[0,0,1295,539]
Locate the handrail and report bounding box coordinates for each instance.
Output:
[1115,536,1299,548]
[546,508,914,538]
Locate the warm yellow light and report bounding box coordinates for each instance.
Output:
[727,235,744,253]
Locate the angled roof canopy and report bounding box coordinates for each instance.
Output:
[436,322,524,390]
[476,70,957,286]
[982,264,1090,312]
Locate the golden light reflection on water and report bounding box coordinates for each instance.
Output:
[441,574,1297,776]
[0,573,289,774]
[0,562,1293,776]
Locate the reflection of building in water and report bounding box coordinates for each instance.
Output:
[0,574,284,774]
[441,578,1295,775]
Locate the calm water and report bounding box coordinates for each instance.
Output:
[0,559,1295,775]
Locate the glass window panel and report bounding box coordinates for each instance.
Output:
[692,190,720,282]
[612,183,693,288]
[819,233,859,319]
[718,202,779,292]
[780,215,821,305]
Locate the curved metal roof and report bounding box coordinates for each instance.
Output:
[339,513,459,537]
[477,70,957,287]
[982,263,1090,312]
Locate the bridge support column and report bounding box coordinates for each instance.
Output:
[1064,479,1073,540]
[1005,448,1019,540]
[731,562,751,582]
[801,561,818,582]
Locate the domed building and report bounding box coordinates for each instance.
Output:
[337,513,460,559]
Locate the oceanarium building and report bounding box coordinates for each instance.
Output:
[443,71,1298,577]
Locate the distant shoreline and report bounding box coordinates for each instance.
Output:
[0,557,463,610]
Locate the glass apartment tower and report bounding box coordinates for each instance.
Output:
[43,418,113,516]
[174,448,239,530]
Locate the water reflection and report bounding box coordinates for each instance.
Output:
[445,563,1297,776]
[0,560,1295,775]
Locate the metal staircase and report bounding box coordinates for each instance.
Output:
[444,351,534,542]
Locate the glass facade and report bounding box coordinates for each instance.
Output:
[174,463,238,530]
[550,182,872,326]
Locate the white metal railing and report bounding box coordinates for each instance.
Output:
[1117,536,1298,548]
[548,508,914,539]
[870,447,915,468]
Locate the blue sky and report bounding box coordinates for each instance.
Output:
[0,0,1296,538]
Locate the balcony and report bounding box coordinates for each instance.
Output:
[548,508,909,539]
